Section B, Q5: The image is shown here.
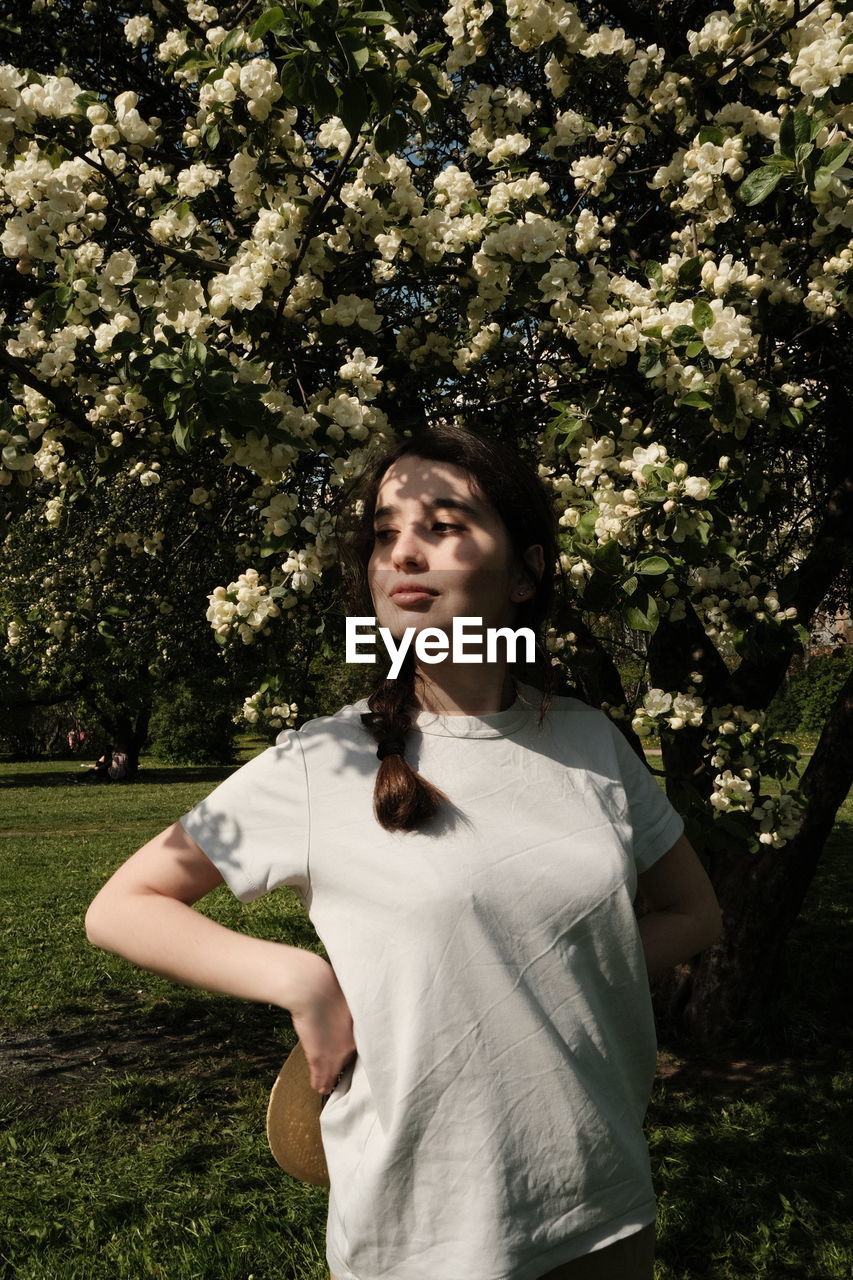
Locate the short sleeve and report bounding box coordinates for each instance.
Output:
[604,718,684,873]
[178,729,310,902]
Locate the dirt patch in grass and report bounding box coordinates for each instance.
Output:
[0,996,293,1120]
[4,997,847,1123]
[655,1045,849,1098]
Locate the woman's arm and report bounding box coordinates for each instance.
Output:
[634,833,723,977]
[85,821,355,1092]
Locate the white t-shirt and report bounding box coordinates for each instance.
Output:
[179,682,684,1280]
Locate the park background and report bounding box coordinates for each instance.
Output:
[1,1,851,1276]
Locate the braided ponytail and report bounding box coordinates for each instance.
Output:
[359,648,451,832]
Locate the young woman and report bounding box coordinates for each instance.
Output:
[86,425,722,1280]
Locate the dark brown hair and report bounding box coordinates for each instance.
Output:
[334,424,559,832]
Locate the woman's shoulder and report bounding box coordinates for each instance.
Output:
[274,697,370,748]
[520,681,613,728]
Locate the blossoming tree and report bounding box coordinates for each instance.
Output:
[2,0,851,1040]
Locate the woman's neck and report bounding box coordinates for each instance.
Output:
[411,665,517,717]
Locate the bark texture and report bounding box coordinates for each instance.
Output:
[669,666,853,1042]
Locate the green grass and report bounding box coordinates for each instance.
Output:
[1,741,851,1279]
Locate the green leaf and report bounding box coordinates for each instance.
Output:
[172,422,192,454]
[176,51,215,71]
[623,593,659,633]
[149,354,177,371]
[591,538,623,576]
[576,508,598,541]
[374,112,409,154]
[794,141,815,169]
[677,256,701,286]
[221,27,245,55]
[738,166,783,206]
[308,64,338,117]
[698,125,725,146]
[671,324,696,346]
[362,67,394,114]
[638,346,664,378]
[692,300,714,331]
[251,6,286,40]
[685,340,704,358]
[636,556,670,576]
[763,153,796,171]
[644,260,664,284]
[338,78,371,136]
[280,59,303,103]
[779,109,813,156]
[679,390,712,409]
[621,575,639,596]
[821,140,852,171]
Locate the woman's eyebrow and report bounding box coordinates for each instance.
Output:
[373,498,482,522]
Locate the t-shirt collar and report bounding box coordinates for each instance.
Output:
[411,681,538,738]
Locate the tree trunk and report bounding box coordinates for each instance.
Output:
[669,666,853,1043]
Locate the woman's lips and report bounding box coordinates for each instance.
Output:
[390,590,437,605]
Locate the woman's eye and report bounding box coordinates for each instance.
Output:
[373,524,464,541]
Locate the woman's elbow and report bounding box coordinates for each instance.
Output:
[84,886,125,951]
[84,894,108,950]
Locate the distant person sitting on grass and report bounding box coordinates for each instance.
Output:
[80,747,129,783]
[108,749,129,782]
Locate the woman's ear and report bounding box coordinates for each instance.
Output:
[510,544,545,602]
[524,544,545,582]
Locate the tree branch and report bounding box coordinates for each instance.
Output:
[0,679,91,710]
[0,348,94,436]
[709,0,823,85]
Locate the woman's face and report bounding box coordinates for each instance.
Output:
[367,455,537,641]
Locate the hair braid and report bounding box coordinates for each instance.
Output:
[359,649,450,833]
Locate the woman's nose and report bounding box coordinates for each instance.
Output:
[391,527,428,569]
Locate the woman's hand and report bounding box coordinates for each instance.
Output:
[288,952,357,1095]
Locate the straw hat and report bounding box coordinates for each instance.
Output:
[266,1040,330,1187]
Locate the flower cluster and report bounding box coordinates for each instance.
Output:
[240,689,300,732]
[704,705,803,847]
[206,569,283,645]
[631,687,707,737]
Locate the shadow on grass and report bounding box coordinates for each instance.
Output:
[649,1059,853,1279]
[648,813,853,1277]
[0,765,238,789]
[1,990,294,1122]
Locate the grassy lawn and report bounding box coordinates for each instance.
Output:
[1,740,851,1279]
